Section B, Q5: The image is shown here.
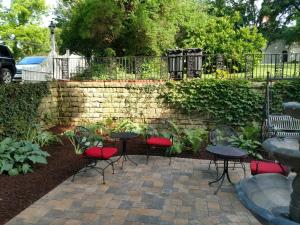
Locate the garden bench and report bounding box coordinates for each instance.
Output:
[266,114,300,138]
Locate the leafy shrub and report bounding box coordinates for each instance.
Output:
[183,128,208,153]
[271,79,300,114]
[213,69,230,79]
[239,122,261,141]
[64,129,103,155]
[113,119,151,138]
[160,79,263,125]
[25,124,60,147]
[0,138,50,176]
[228,135,262,159]
[0,82,50,140]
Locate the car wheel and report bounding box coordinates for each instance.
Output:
[0,68,12,84]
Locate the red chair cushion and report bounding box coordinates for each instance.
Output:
[250,160,289,176]
[147,136,172,147]
[84,146,118,159]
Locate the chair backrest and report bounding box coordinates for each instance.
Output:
[74,126,92,150]
[209,125,238,146]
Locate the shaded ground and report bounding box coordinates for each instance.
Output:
[0,125,237,225]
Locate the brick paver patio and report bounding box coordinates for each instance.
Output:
[6,156,261,225]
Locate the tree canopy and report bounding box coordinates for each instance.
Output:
[0,0,50,59]
[208,0,300,44]
[259,0,300,43]
[56,0,266,57]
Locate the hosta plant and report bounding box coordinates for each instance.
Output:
[228,135,262,159]
[0,138,50,176]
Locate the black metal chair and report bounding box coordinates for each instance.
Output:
[71,126,118,184]
[208,125,246,178]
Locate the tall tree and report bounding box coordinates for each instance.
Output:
[56,0,266,57]
[0,0,50,59]
[207,0,259,26]
[259,0,300,43]
[57,0,124,57]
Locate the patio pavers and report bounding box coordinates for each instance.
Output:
[6,156,261,225]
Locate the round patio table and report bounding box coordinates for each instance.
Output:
[206,145,247,194]
[110,132,139,169]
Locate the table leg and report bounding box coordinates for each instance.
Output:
[119,139,138,169]
[209,160,233,194]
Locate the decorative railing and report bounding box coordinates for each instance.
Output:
[49,53,300,81]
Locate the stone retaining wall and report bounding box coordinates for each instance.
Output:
[38,81,207,128]
[38,80,264,128]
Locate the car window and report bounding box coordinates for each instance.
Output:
[0,46,12,58]
[18,57,46,65]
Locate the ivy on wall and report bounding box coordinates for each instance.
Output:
[124,83,162,120]
[159,79,264,125]
[0,83,50,139]
[271,79,300,114]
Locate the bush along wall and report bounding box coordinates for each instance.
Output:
[0,82,50,140]
[271,79,300,114]
[159,79,264,126]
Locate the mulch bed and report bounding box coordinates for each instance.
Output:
[0,125,223,224]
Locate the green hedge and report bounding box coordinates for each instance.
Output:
[271,79,300,114]
[160,79,264,125]
[0,82,50,139]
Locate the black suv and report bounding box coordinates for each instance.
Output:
[0,45,16,83]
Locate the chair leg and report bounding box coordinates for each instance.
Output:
[208,160,213,169]
[102,170,105,184]
[146,145,150,164]
[240,160,246,178]
[168,148,172,166]
[111,161,115,174]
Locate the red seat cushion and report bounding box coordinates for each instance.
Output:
[250,160,289,176]
[84,146,118,159]
[147,136,172,147]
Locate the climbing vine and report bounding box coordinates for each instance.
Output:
[271,79,300,114]
[0,82,50,139]
[159,79,264,125]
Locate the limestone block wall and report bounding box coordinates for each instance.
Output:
[50,81,207,128]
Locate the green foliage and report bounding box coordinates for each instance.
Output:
[239,122,261,141]
[25,124,60,147]
[113,119,151,138]
[207,0,258,27]
[57,0,124,57]
[0,138,50,176]
[183,128,208,153]
[57,0,265,58]
[228,135,262,159]
[0,0,50,59]
[160,79,263,125]
[0,83,50,140]
[271,79,300,114]
[155,121,207,154]
[178,13,266,68]
[63,128,103,155]
[259,0,300,43]
[0,82,50,140]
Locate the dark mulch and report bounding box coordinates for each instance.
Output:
[0,125,227,224]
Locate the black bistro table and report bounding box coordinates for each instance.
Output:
[110,132,139,169]
[206,145,247,194]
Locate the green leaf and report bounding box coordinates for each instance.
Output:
[0,160,13,173]
[8,168,19,176]
[28,155,47,164]
[22,164,32,174]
